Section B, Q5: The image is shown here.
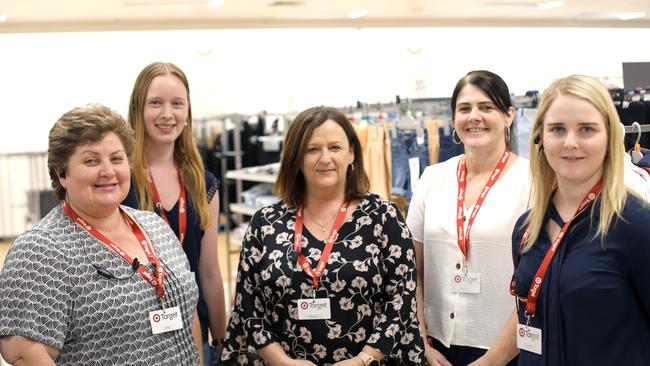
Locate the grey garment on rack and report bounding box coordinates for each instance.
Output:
[514,108,537,159]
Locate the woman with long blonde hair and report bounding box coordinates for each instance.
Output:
[510,75,650,365]
[123,62,227,364]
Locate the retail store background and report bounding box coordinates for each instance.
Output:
[2,1,650,364]
[3,26,650,154]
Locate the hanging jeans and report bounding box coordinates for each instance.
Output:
[437,126,464,163]
[390,127,430,201]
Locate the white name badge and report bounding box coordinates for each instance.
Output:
[149,306,184,335]
[297,298,331,320]
[517,324,542,355]
[450,272,481,293]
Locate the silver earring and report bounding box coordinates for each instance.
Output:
[505,125,511,142]
[184,121,188,126]
[452,129,462,145]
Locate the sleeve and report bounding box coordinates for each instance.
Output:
[204,170,220,204]
[0,230,73,349]
[219,209,279,364]
[405,166,432,243]
[364,202,425,364]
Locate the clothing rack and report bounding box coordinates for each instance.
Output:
[624,123,650,133]
[512,91,539,109]
[347,92,538,119]
[610,87,650,104]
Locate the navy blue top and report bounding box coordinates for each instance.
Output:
[123,170,220,343]
[512,194,650,366]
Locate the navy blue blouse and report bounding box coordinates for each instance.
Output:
[123,170,220,343]
[512,194,650,366]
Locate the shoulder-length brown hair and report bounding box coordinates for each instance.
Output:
[127,61,211,229]
[274,106,369,208]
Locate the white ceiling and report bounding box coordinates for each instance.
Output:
[0,0,649,33]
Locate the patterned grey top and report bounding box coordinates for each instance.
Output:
[0,205,199,366]
[220,193,425,365]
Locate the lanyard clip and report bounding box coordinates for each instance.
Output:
[525,312,534,328]
[159,296,167,311]
[462,259,469,277]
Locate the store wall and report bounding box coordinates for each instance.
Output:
[1,26,648,154]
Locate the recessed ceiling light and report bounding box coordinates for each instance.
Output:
[618,12,646,20]
[347,9,368,19]
[537,1,564,10]
[207,0,224,9]
[0,13,8,23]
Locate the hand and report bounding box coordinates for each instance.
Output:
[425,343,452,366]
[332,357,364,366]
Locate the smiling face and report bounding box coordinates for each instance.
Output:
[59,132,131,218]
[143,74,189,147]
[300,119,355,195]
[454,84,514,152]
[542,93,608,189]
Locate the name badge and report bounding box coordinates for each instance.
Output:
[516,324,542,355]
[149,306,184,335]
[297,298,331,320]
[450,272,481,293]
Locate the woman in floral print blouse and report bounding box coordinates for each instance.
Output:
[219,106,424,366]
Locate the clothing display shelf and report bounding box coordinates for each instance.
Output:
[205,112,288,294]
[195,113,246,295]
[224,162,279,216]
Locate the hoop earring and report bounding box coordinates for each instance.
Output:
[347,164,355,174]
[505,125,511,142]
[452,129,462,145]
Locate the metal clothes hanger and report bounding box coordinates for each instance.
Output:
[631,122,643,164]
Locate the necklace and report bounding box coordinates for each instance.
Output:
[306,207,339,234]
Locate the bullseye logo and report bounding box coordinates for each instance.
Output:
[454,275,462,283]
[300,302,309,310]
[519,328,525,337]
[589,193,595,200]
[153,314,161,323]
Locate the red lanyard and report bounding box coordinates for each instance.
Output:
[63,202,165,298]
[510,180,602,316]
[294,202,349,289]
[147,168,187,246]
[456,149,510,261]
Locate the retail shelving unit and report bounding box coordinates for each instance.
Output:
[222,163,279,292]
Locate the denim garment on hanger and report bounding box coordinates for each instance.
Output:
[437,127,464,164]
[390,127,430,200]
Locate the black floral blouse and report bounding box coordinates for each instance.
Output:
[219,194,424,365]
